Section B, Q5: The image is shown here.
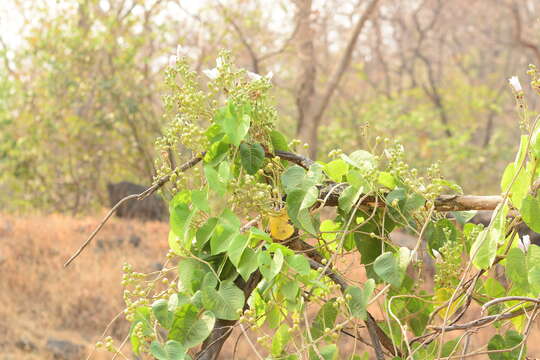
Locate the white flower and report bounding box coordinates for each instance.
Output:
[508,76,522,92]
[519,234,531,253]
[247,71,262,81]
[216,56,224,68]
[247,70,274,82]
[168,55,178,67]
[203,68,219,80]
[432,249,442,262]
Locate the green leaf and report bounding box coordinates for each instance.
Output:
[287,187,319,235]
[258,249,284,281]
[228,233,250,267]
[238,248,259,281]
[378,171,396,189]
[500,162,528,209]
[130,306,152,355]
[338,185,362,214]
[310,344,338,360]
[286,254,311,276]
[210,223,238,255]
[195,217,218,248]
[324,159,349,182]
[483,278,506,298]
[280,279,299,301]
[202,281,245,320]
[528,265,540,295]
[203,140,229,167]
[374,252,405,287]
[152,299,173,329]
[341,150,376,172]
[281,165,306,193]
[345,279,375,319]
[426,218,458,256]
[221,102,250,146]
[311,300,338,339]
[487,330,524,360]
[204,165,226,196]
[178,258,212,295]
[506,248,529,292]
[521,195,540,233]
[239,142,265,175]
[169,192,195,244]
[271,324,291,357]
[320,219,341,241]
[471,204,507,269]
[150,340,187,360]
[191,190,210,213]
[169,304,216,348]
[355,234,383,281]
[270,130,289,151]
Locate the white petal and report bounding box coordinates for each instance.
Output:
[265,71,274,80]
[247,71,262,81]
[168,55,177,67]
[432,249,442,262]
[203,68,219,80]
[216,56,224,68]
[508,76,522,92]
[519,235,531,252]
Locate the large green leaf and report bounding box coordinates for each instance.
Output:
[239,142,265,175]
[487,331,525,360]
[471,204,507,269]
[311,300,338,339]
[373,251,408,288]
[130,306,153,355]
[152,299,173,329]
[270,130,290,152]
[521,195,540,233]
[195,217,218,248]
[324,159,349,182]
[178,258,212,295]
[169,191,196,246]
[238,248,259,281]
[218,102,251,146]
[271,324,291,357]
[345,279,375,319]
[286,254,311,276]
[341,150,376,172]
[191,189,210,213]
[338,185,362,214]
[150,340,187,360]
[287,187,319,234]
[204,164,226,196]
[169,304,215,348]
[202,281,245,320]
[506,248,529,292]
[210,222,238,255]
[281,165,306,193]
[309,344,338,360]
[228,233,250,267]
[258,249,284,281]
[500,162,529,209]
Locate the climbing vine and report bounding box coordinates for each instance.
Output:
[88,54,540,359]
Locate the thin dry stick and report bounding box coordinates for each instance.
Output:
[63,154,204,267]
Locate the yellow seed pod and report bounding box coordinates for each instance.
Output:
[268,208,294,241]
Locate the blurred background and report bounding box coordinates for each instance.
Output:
[0,0,539,359]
